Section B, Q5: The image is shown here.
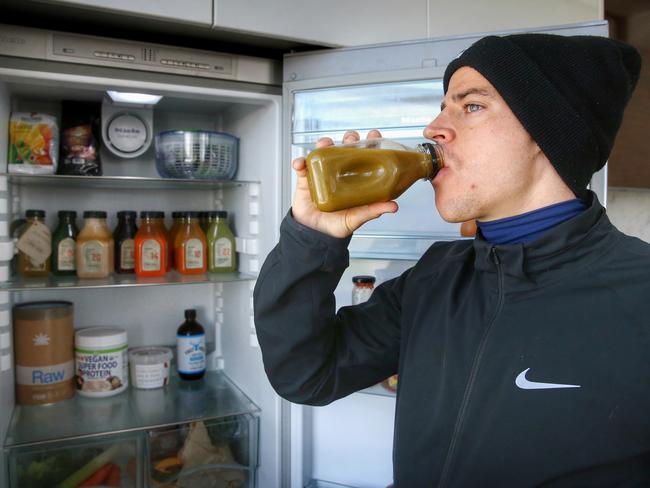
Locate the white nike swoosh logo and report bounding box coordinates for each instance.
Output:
[515,368,581,390]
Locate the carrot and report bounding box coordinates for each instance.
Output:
[78,463,112,487]
[106,464,121,486]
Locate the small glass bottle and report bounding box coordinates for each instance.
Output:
[352,275,376,305]
[201,211,219,235]
[174,212,207,275]
[207,211,237,273]
[51,210,78,276]
[17,209,51,278]
[176,309,206,381]
[305,138,444,212]
[113,211,138,274]
[77,211,114,279]
[135,211,167,278]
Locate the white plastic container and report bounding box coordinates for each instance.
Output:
[128,346,172,389]
[74,327,128,398]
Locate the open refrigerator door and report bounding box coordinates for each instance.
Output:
[0,24,284,487]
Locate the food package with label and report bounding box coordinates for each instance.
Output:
[58,100,102,176]
[8,112,59,174]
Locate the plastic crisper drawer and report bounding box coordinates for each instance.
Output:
[146,413,259,488]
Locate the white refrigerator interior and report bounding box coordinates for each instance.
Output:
[0,25,284,487]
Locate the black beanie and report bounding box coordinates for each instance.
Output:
[443,34,642,195]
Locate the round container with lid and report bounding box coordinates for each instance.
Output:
[74,327,128,397]
[352,275,376,305]
[128,346,172,389]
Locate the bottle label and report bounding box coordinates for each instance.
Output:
[185,238,204,269]
[75,345,128,395]
[177,334,206,374]
[57,238,76,271]
[142,239,162,271]
[120,239,135,270]
[214,238,233,268]
[17,221,51,266]
[81,240,106,273]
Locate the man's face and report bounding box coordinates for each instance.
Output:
[424,66,547,223]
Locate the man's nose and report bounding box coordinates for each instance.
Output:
[423,114,454,143]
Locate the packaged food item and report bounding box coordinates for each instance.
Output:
[352,275,376,305]
[305,138,444,212]
[8,112,59,174]
[129,346,172,389]
[206,211,237,273]
[176,309,206,381]
[51,211,78,276]
[58,101,102,176]
[13,301,75,405]
[135,211,168,277]
[75,327,128,397]
[77,211,114,279]
[114,210,138,274]
[174,212,207,275]
[16,209,51,278]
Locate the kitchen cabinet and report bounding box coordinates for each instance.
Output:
[34,0,213,27]
[213,0,428,47]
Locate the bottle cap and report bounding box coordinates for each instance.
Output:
[185,309,197,320]
[180,211,201,219]
[26,209,45,218]
[83,211,107,219]
[205,211,220,219]
[216,211,228,219]
[117,211,137,219]
[140,211,165,219]
[58,210,77,218]
[352,275,376,284]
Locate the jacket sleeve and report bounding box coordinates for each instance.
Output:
[253,211,406,406]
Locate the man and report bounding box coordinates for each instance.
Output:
[254,33,647,486]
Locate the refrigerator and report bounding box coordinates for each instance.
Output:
[0,19,608,488]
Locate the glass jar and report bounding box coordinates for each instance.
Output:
[17,209,51,278]
[114,211,138,274]
[77,211,114,279]
[51,210,78,276]
[351,275,376,305]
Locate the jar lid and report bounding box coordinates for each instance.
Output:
[352,275,376,284]
[13,301,73,320]
[83,211,107,219]
[128,346,172,364]
[26,209,45,218]
[58,210,77,218]
[117,210,137,218]
[75,327,127,348]
[140,211,165,219]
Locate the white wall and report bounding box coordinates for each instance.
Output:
[427,0,603,38]
[607,188,650,243]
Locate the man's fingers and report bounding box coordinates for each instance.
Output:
[344,201,398,232]
[315,137,334,148]
[367,129,382,139]
[342,130,360,144]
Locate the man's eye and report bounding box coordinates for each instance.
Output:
[465,103,482,113]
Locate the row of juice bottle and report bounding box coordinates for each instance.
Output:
[15,209,237,279]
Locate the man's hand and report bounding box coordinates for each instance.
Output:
[291,129,398,238]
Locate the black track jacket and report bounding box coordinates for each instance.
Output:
[254,192,650,487]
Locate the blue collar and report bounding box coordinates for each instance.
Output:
[476,198,587,245]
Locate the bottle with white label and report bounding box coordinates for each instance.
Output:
[174,211,207,275]
[207,211,237,273]
[17,209,51,278]
[176,309,206,381]
[114,211,138,274]
[76,211,114,279]
[52,211,78,276]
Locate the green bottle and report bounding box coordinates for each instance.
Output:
[51,210,78,276]
[207,211,236,273]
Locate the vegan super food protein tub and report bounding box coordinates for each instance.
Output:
[75,327,128,397]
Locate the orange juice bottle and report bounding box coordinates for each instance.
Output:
[135,211,167,277]
[305,138,443,212]
[174,212,207,275]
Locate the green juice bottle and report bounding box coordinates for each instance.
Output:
[207,211,237,273]
[51,210,78,276]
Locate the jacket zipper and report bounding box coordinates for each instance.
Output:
[438,247,505,487]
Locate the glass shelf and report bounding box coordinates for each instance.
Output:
[5,371,260,448]
[3,173,259,190]
[357,383,396,398]
[0,271,255,291]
